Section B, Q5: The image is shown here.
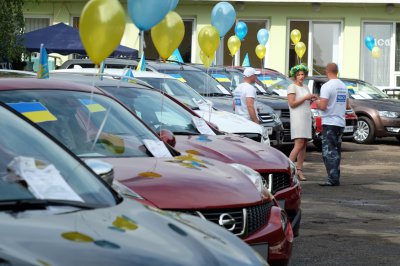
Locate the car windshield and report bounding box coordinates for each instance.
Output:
[137,77,207,110]
[162,70,232,96]
[343,80,389,100]
[0,90,159,158]
[209,71,239,92]
[257,72,293,92]
[100,86,201,135]
[0,105,116,205]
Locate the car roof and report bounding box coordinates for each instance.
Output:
[145,61,202,71]
[0,77,104,93]
[59,58,139,69]
[307,76,362,83]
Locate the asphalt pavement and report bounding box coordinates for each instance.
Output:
[286,137,400,266]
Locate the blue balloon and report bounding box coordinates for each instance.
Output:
[235,21,248,41]
[169,0,179,11]
[257,29,269,45]
[211,2,236,38]
[364,35,375,51]
[128,0,174,31]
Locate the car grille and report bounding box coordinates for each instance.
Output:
[280,109,290,118]
[258,113,274,123]
[239,133,262,142]
[174,201,273,238]
[261,173,292,194]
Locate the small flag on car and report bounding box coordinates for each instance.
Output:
[136,52,146,71]
[242,53,250,67]
[168,49,184,63]
[37,44,49,79]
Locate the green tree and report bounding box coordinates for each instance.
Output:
[0,0,25,67]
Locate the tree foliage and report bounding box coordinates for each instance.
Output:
[0,0,25,63]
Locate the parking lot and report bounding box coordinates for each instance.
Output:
[288,138,400,265]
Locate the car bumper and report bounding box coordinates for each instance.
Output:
[273,183,302,237]
[261,122,284,146]
[376,117,400,137]
[245,206,294,264]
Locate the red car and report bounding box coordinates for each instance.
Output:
[0,78,293,265]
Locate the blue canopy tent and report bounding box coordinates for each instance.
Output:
[23,23,138,59]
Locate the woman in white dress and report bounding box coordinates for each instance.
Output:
[287,65,317,181]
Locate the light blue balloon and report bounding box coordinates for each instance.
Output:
[128,0,174,31]
[169,0,179,11]
[211,2,236,38]
[257,29,269,45]
[235,21,248,41]
[364,35,375,51]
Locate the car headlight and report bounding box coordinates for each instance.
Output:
[289,160,299,185]
[230,163,264,193]
[311,109,322,117]
[378,111,400,118]
[112,180,144,200]
[280,211,288,233]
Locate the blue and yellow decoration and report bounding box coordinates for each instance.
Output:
[167,154,212,170]
[168,74,186,83]
[79,99,107,113]
[7,102,57,123]
[211,74,231,83]
[37,44,49,79]
[289,64,309,77]
[242,53,250,67]
[258,76,274,85]
[121,68,135,82]
[136,52,146,71]
[168,49,184,63]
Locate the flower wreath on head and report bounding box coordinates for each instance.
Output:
[289,64,309,78]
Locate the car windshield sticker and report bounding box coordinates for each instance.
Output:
[7,156,83,202]
[192,117,216,135]
[255,83,267,93]
[211,73,231,82]
[143,139,173,158]
[216,84,231,94]
[258,76,275,85]
[79,99,107,113]
[7,102,57,123]
[168,74,187,83]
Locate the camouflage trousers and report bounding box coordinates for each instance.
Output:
[321,125,344,185]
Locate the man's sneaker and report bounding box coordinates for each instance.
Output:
[318,182,340,187]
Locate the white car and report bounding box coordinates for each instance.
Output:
[51,69,270,145]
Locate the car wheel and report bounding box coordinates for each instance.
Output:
[353,116,375,144]
[396,136,400,142]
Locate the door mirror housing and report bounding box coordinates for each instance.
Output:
[85,159,114,186]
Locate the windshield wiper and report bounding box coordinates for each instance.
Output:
[203,92,231,97]
[0,199,99,212]
[173,131,200,135]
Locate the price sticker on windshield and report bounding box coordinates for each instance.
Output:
[192,117,216,135]
[216,85,231,95]
[143,139,173,158]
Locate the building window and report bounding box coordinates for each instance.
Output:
[288,20,341,76]
[72,17,80,29]
[24,17,50,33]
[143,19,194,62]
[221,20,269,67]
[361,22,392,87]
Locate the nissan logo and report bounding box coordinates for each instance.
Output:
[218,213,236,231]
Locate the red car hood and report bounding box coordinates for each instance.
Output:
[100,156,264,210]
[175,135,290,173]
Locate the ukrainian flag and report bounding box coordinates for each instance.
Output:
[258,76,274,85]
[211,74,231,83]
[168,49,184,63]
[98,61,105,80]
[79,99,107,113]
[37,44,49,79]
[7,102,57,123]
[121,68,135,82]
[168,74,186,83]
[136,53,146,71]
[242,53,250,67]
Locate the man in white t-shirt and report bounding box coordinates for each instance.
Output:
[316,63,352,186]
[233,67,260,124]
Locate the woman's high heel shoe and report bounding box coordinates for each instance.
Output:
[297,168,307,181]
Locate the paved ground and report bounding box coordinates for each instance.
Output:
[286,137,400,266]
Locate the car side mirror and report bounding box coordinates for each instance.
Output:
[158,129,176,147]
[85,159,114,186]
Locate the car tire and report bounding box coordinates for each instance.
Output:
[353,116,375,144]
[396,136,400,142]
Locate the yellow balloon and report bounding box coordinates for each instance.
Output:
[295,42,306,59]
[227,35,241,56]
[198,25,220,57]
[371,46,381,59]
[79,0,126,65]
[200,50,215,68]
[290,29,301,45]
[255,44,266,60]
[151,11,185,60]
